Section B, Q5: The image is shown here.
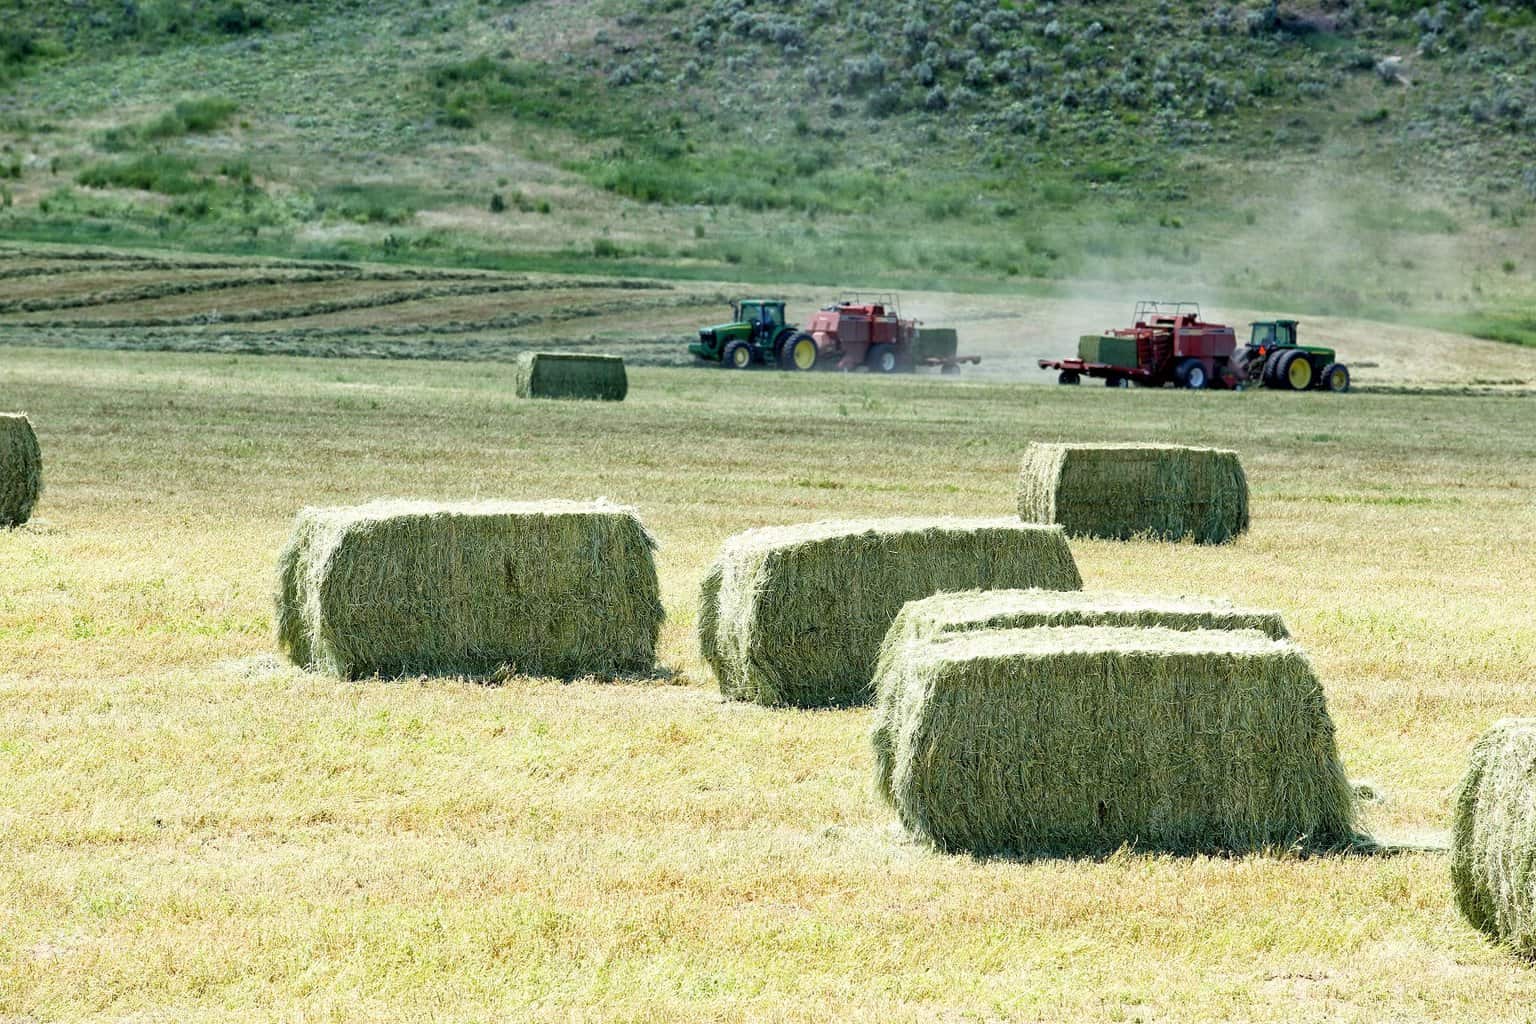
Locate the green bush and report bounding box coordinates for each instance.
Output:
[77,154,206,195]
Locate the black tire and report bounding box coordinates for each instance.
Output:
[1175,358,1208,390]
[1262,350,1288,389]
[779,332,818,372]
[1057,370,1081,385]
[1321,362,1350,392]
[1105,376,1129,388]
[867,343,899,374]
[721,340,753,370]
[1277,349,1312,391]
[940,363,961,376]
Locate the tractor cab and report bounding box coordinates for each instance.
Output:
[1249,320,1298,348]
[736,300,785,343]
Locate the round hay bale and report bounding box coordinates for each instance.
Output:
[0,413,42,528]
[514,352,627,401]
[275,499,662,680]
[1452,718,1536,956]
[696,518,1081,708]
[1018,442,1249,544]
[871,589,1293,804]
[876,625,1356,856]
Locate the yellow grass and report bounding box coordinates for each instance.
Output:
[1,337,1535,1021]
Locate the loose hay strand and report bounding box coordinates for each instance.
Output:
[871,589,1292,806]
[876,625,1357,856]
[1018,442,1249,544]
[514,352,628,401]
[0,413,42,527]
[274,499,662,680]
[1452,718,1536,956]
[699,517,1081,708]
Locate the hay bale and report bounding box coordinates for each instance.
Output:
[1018,442,1249,544]
[875,625,1356,856]
[914,327,958,363]
[1452,718,1536,956]
[697,517,1080,707]
[275,499,662,680]
[514,352,627,401]
[0,414,42,528]
[871,589,1292,800]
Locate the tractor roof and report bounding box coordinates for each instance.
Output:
[1250,319,1299,326]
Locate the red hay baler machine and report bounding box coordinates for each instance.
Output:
[801,293,980,374]
[1038,301,1240,389]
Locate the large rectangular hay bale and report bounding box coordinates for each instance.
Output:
[1018,442,1249,544]
[872,589,1292,801]
[1077,334,1137,366]
[1452,719,1536,956]
[276,499,662,680]
[514,352,627,401]
[914,327,959,362]
[876,625,1355,856]
[697,517,1081,707]
[0,413,42,528]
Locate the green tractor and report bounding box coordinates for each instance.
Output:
[688,299,817,371]
[1238,319,1351,392]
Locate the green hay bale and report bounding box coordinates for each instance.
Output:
[876,625,1356,856]
[1452,718,1536,956]
[1018,442,1249,544]
[275,499,662,680]
[0,414,42,528]
[914,327,958,362]
[697,518,1081,708]
[1077,334,1137,366]
[871,589,1292,802]
[514,352,627,401]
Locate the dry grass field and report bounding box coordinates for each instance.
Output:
[2,245,1536,1021]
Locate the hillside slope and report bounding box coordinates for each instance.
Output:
[0,0,1533,328]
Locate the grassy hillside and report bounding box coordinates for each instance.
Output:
[1,0,1533,330]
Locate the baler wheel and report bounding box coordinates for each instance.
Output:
[867,343,899,374]
[1058,370,1081,385]
[1175,358,1207,390]
[1105,377,1130,388]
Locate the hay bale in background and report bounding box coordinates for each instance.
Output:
[1452,718,1536,956]
[699,517,1080,707]
[876,625,1356,856]
[0,413,42,528]
[276,499,662,680]
[1018,442,1249,544]
[514,352,627,401]
[871,589,1292,801]
[913,328,959,363]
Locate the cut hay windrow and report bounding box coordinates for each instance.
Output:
[1017,442,1249,544]
[0,413,42,527]
[1452,718,1536,956]
[697,517,1081,708]
[875,625,1356,856]
[871,589,1292,802]
[276,499,662,680]
[514,352,628,401]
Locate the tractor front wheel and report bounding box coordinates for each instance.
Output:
[867,343,899,374]
[1321,362,1350,392]
[1279,350,1313,391]
[722,340,753,370]
[779,333,819,371]
[1175,358,1207,390]
[1058,370,1081,385]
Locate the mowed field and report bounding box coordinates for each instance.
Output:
[3,247,1536,1021]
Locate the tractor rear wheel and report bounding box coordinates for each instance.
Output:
[1321,362,1350,392]
[1279,349,1313,391]
[722,340,753,370]
[867,343,899,374]
[1058,370,1081,385]
[779,333,818,371]
[1175,358,1207,390]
